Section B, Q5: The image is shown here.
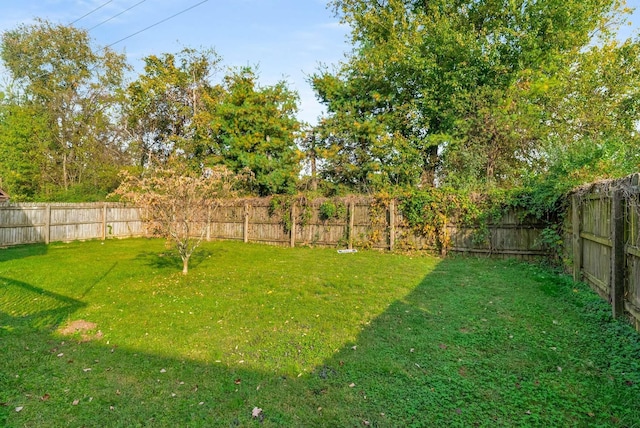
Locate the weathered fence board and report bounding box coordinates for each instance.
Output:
[1,198,549,259]
[0,203,144,246]
[567,173,640,330]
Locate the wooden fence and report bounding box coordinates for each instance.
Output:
[566,173,640,330]
[205,197,548,259]
[0,202,144,246]
[1,198,548,260]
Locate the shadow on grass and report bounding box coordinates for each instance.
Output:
[0,276,86,331]
[134,247,218,272]
[0,243,48,263]
[1,259,639,427]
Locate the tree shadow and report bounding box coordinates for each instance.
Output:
[134,247,219,272]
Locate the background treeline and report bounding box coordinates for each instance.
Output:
[1,1,640,212]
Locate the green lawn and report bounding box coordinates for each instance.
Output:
[1,239,639,427]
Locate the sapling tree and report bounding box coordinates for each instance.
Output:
[113,163,240,274]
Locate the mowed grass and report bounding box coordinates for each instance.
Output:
[1,239,639,427]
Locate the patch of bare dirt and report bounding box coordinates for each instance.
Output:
[57,320,103,342]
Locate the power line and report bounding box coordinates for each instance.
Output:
[69,0,115,26]
[105,0,209,49]
[88,0,148,31]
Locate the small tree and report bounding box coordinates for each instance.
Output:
[113,164,239,274]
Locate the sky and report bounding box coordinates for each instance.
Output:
[0,0,351,125]
[0,0,639,126]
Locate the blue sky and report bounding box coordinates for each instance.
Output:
[0,0,351,124]
[0,0,638,125]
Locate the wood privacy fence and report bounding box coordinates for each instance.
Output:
[1,198,548,260]
[208,198,548,260]
[566,173,640,330]
[0,203,144,246]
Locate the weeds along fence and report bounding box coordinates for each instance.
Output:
[209,197,548,260]
[0,202,144,246]
[0,198,548,260]
[565,173,640,330]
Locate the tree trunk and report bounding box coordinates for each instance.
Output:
[310,147,317,191]
[182,255,189,275]
[420,145,439,187]
[62,151,68,191]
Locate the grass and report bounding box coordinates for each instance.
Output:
[1,239,639,427]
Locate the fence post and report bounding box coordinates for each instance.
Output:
[102,203,107,241]
[348,200,355,250]
[44,204,51,244]
[206,205,211,242]
[290,203,296,248]
[611,189,625,318]
[243,201,249,243]
[388,199,395,251]
[572,195,582,282]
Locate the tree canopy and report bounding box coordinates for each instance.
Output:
[311,0,639,191]
[1,19,129,200]
[0,6,638,203]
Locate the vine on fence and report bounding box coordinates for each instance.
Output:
[264,183,568,259]
[394,186,565,259]
[268,195,314,233]
[318,199,347,221]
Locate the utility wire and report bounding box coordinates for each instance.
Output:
[69,0,115,26]
[88,0,148,31]
[105,0,209,48]
[16,0,208,83]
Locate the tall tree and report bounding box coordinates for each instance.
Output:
[0,100,51,200]
[125,48,222,168]
[0,20,129,200]
[210,67,301,195]
[314,0,632,189]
